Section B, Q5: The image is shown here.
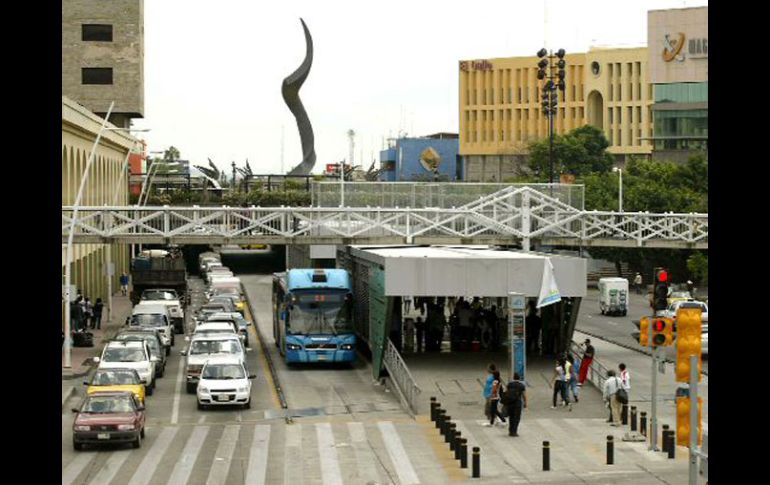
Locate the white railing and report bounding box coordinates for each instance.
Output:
[61,186,708,248]
[382,338,421,416]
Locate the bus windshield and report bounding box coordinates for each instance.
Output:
[288,294,353,335]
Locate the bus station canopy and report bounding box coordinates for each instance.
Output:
[348,245,586,298]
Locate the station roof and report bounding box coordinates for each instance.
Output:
[349,245,586,298]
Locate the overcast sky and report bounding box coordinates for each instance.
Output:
[131,0,707,175]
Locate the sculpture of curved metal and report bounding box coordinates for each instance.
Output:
[283,18,316,175]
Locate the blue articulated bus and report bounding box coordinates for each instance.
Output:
[272,268,356,364]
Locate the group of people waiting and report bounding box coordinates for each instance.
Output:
[69,294,104,332]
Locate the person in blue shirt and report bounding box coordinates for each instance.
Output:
[482,363,497,425]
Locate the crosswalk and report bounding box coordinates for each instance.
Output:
[62,417,687,485]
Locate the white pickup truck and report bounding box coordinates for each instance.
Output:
[141,289,185,334]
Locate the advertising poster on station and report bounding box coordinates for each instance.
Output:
[508,292,526,381]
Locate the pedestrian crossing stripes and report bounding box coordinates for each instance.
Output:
[62,417,684,485]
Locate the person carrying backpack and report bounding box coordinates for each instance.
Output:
[503,373,527,437]
[485,370,507,427]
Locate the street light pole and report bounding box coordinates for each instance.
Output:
[64,101,114,371]
[616,168,623,212]
[537,48,566,185]
[231,161,237,191]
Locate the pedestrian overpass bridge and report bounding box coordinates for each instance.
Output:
[62,186,707,249]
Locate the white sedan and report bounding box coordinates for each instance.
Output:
[661,300,708,323]
[196,357,255,409]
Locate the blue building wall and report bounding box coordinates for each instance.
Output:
[379,138,459,181]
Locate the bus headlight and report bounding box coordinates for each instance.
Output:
[286,344,301,350]
[341,344,354,351]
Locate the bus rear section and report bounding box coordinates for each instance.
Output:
[272,269,356,364]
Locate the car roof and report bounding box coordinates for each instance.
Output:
[190,333,241,342]
[143,288,177,293]
[132,303,169,313]
[208,313,241,320]
[86,390,136,398]
[195,322,235,330]
[203,356,244,366]
[106,340,145,348]
[95,368,140,375]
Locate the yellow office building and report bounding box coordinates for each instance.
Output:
[459,47,653,182]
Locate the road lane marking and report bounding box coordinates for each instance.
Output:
[316,423,343,485]
[87,449,131,485]
[62,452,97,485]
[166,425,210,485]
[205,425,240,485]
[128,426,179,485]
[171,351,185,425]
[347,422,381,485]
[245,424,271,484]
[378,421,420,485]
[284,424,303,485]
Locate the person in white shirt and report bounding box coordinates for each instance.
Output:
[602,370,623,426]
[619,363,630,392]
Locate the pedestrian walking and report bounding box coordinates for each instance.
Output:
[603,370,623,426]
[633,272,643,294]
[414,317,425,353]
[120,272,129,296]
[482,363,497,423]
[686,280,695,295]
[84,297,94,329]
[551,358,571,410]
[93,298,104,330]
[525,300,542,355]
[578,339,595,385]
[403,296,412,315]
[503,373,527,436]
[71,297,84,332]
[619,363,630,397]
[486,370,507,427]
[566,354,579,403]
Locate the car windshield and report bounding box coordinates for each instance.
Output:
[82,396,134,413]
[190,340,241,355]
[196,329,234,336]
[92,370,139,386]
[288,293,353,335]
[142,291,177,301]
[117,337,160,357]
[131,314,166,327]
[103,347,145,362]
[201,364,245,380]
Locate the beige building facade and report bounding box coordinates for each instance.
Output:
[62,96,138,321]
[459,48,653,181]
[62,0,144,128]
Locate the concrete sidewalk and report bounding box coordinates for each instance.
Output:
[61,293,134,410]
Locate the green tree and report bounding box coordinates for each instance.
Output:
[528,125,614,178]
[686,252,708,285]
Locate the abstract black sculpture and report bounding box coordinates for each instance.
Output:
[283,18,316,175]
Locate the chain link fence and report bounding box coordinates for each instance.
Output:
[311,182,584,210]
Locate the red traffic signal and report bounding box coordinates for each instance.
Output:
[656,270,668,283]
[653,319,665,332]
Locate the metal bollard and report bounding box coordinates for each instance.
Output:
[448,423,457,448]
[543,441,550,471]
[443,416,452,441]
[436,409,445,430]
[666,431,676,459]
[460,438,468,468]
[621,404,628,425]
[606,435,614,465]
[630,406,637,432]
[472,446,480,478]
[661,425,670,453]
[640,412,647,436]
[454,431,462,459]
[430,397,437,422]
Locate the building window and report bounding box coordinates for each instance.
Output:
[82,67,113,85]
[82,24,113,42]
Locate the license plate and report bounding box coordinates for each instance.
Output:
[317,355,327,361]
[97,433,110,440]
[216,395,230,401]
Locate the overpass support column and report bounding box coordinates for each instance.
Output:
[521,191,531,252]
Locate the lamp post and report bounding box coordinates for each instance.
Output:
[612,167,623,212]
[537,48,566,184]
[231,161,237,191]
[64,101,114,371]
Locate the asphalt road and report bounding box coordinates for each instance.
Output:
[575,288,708,373]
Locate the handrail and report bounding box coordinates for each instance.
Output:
[382,338,421,417]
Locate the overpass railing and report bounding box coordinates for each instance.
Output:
[382,338,422,417]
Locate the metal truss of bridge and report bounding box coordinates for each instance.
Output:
[62,186,707,249]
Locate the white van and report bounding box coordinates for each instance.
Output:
[130,303,175,354]
[598,277,629,316]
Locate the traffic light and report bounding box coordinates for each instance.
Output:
[652,268,669,312]
[639,317,649,346]
[652,317,674,346]
[676,305,703,382]
[676,396,703,446]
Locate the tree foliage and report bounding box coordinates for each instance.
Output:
[528,125,614,178]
